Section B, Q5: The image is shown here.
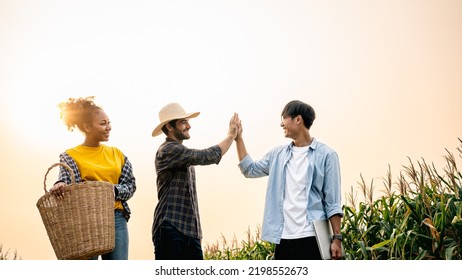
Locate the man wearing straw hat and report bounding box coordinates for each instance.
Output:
[151,102,239,260]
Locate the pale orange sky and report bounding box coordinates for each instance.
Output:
[1,0,461,260]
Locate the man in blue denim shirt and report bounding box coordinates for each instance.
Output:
[235,100,343,260]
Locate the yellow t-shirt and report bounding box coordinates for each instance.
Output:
[66,144,124,211]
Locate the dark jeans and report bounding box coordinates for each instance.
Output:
[153,221,203,260]
[274,236,322,260]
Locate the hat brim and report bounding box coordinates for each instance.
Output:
[151,111,200,137]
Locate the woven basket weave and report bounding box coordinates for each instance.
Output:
[37,162,115,260]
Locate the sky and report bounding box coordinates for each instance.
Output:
[1,0,461,260]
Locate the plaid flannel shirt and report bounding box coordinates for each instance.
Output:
[152,138,222,240]
[57,152,136,221]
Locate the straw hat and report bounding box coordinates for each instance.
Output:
[151,103,200,137]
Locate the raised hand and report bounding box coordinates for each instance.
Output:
[228,113,240,139]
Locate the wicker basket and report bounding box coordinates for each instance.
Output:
[36,162,115,260]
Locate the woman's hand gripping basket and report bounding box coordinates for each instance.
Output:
[36,163,115,260]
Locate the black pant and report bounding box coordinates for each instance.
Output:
[153,221,203,260]
[274,236,322,260]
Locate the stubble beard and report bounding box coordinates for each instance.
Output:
[174,128,190,140]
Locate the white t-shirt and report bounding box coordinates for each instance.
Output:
[281,145,315,239]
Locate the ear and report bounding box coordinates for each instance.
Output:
[82,122,91,133]
[165,122,174,132]
[296,115,303,125]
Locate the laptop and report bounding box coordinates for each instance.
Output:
[313,220,345,260]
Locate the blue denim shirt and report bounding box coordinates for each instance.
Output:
[238,138,343,244]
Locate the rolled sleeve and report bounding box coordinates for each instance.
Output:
[238,152,272,178]
[323,151,343,218]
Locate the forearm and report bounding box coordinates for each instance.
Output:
[114,182,136,201]
[115,157,137,201]
[217,134,235,156]
[235,137,248,161]
[329,214,342,235]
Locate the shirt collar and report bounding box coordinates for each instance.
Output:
[289,137,317,150]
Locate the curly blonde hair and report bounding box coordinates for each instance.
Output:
[58,96,102,132]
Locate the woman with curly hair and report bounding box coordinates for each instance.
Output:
[50,96,136,260]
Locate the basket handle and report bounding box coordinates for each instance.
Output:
[43,162,76,193]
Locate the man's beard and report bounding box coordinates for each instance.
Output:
[173,127,190,140]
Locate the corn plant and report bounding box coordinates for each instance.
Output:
[204,226,275,260]
[0,244,20,260]
[343,139,462,260]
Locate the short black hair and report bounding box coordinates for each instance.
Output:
[281,100,316,129]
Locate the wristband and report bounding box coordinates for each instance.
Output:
[332,234,343,241]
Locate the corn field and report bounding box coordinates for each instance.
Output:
[205,139,462,260]
[204,226,275,260]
